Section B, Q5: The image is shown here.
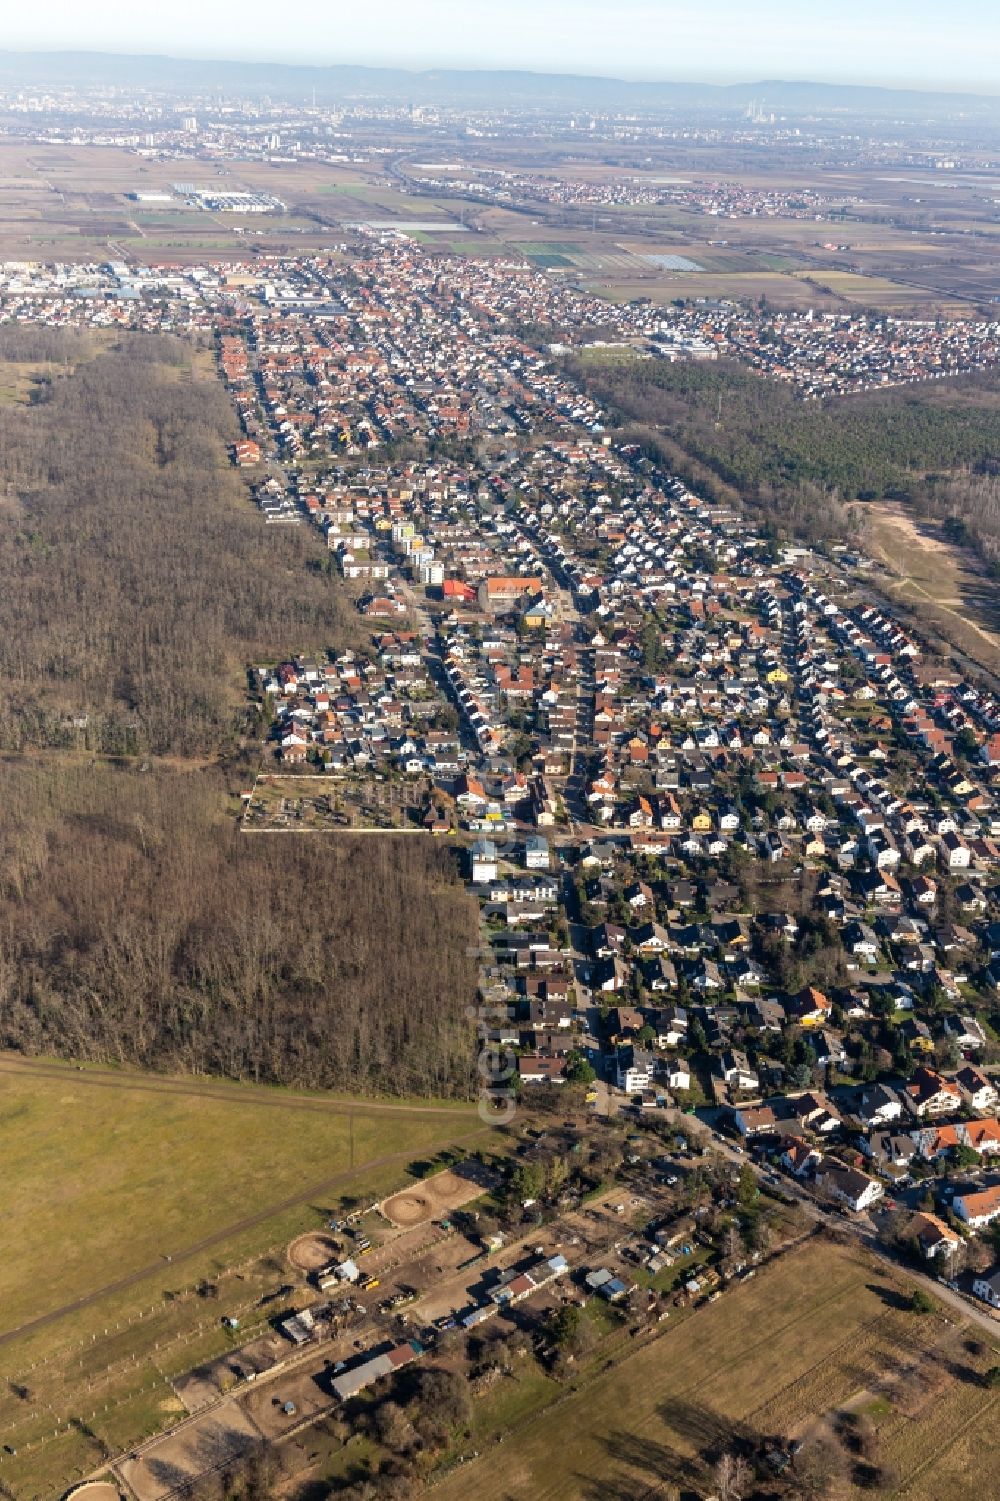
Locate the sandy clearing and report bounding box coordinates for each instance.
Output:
[118,1400,260,1501]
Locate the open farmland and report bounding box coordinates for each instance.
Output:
[582,267,847,308]
[400,153,1000,314]
[0,137,996,315]
[0,144,460,262]
[433,1236,1000,1501]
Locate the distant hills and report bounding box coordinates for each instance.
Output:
[0,49,997,116]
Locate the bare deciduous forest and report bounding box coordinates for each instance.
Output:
[0,333,478,1096]
[0,755,477,1093]
[0,330,357,755]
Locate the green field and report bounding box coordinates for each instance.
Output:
[0,1058,486,1496]
[574,345,648,367]
[514,241,585,256]
[434,1236,1000,1500]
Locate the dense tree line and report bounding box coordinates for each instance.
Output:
[0,759,478,1095]
[573,354,1000,552]
[0,334,356,756]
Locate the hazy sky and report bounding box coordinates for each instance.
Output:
[4,0,999,92]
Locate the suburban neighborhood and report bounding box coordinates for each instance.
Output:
[5,218,1000,1498]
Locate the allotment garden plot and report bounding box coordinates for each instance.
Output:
[242,773,430,832]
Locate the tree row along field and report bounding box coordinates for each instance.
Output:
[0,329,479,1097]
[572,352,1000,568]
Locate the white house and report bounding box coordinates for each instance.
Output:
[471,839,499,884]
[524,834,550,870]
[616,1045,655,1095]
[954,1185,1000,1229]
[973,1269,1000,1309]
[911,1212,961,1261]
[816,1158,884,1214]
[662,1058,691,1092]
[956,1066,998,1113]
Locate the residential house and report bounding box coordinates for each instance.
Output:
[910,1211,961,1260]
[973,1268,1000,1308]
[616,1045,656,1095]
[954,1185,1000,1228]
[816,1157,884,1213]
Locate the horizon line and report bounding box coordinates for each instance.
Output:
[0,46,997,101]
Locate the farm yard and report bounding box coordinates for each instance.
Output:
[118,1399,261,1501]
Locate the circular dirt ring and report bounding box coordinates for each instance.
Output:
[381,1190,434,1228]
[382,1167,483,1228]
[287,1232,340,1272]
[64,1485,123,1501]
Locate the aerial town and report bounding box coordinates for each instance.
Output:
[4,147,1000,1493]
[5,240,1000,400]
[404,162,863,221]
[209,237,1000,1282]
[7,228,1000,1242]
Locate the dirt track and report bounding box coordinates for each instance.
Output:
[287,1232,340,1272]
[0,1053,478,1119]
[382,1167,488,1227]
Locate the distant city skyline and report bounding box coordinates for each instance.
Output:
[2,0,999,95]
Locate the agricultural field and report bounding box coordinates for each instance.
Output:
[0,137,997,318]
[399,154,1000,314]
[789,268,964,314]
[585,268,846,309]
[0,144,458,262]
[433,1236,1000,1501]
[0,139,996,318]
